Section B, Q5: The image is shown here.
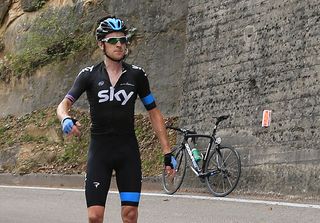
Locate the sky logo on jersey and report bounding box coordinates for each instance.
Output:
[98,87,134,105]
[78,65,94,76]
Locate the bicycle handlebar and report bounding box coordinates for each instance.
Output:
[166,115,230,137]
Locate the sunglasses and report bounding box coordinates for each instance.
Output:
[101,36,127,44]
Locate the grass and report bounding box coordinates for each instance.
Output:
[0,127,6,135]
[20,134,48,143]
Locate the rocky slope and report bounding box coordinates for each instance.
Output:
[0,0,186,117]
[0,106,178,176]
[0,0,184,175]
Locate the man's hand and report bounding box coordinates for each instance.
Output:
[61,117,81,137]
[164,153,177,174]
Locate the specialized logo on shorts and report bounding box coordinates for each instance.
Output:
[98,87,134,105]
[93,182,100,188]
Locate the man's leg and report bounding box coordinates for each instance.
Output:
[121,206,138,223]
[115,136,142,223]
[88,206,105,223]
[85,135,113,223]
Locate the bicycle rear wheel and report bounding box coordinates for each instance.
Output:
[205,146,241,197]
[162,145,187,194]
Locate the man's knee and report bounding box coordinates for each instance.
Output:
[121,206,138,223]
[88,206,105,223]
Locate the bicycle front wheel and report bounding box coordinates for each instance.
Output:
[205,146,241,197]
[162,145,187,194]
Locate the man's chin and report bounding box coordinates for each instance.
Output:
[109,55,124,61]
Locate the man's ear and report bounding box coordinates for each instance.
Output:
[98,41,104,50]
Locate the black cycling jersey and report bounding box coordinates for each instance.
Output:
[65,61,156,135]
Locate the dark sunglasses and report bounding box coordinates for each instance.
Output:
[101,36,127,44]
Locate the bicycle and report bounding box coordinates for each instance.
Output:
[162,115,241,197]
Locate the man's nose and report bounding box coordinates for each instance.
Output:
[115,41,122,46]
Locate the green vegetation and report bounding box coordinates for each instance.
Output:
[0,7,96,80]
[0,127,5,136]
[20,134,48,143]
[59,140,87,164]
[35,0,48,10]
[0,107,178,176]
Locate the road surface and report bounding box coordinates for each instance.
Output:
[0,185,319,223]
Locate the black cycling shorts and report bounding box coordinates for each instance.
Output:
[85,134,142,207]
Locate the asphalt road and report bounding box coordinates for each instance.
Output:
[0,185,319,223]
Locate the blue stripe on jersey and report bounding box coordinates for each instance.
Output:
[120,192,141,202]
[141,94,155,105]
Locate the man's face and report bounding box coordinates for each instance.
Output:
[99,32,127,61]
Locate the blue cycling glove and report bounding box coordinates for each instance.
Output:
[61,117,78,134]
[171,156,177,169]
[164,153,177,169]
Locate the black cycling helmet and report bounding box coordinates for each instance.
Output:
[96,16,128,41]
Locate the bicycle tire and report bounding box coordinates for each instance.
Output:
[205,146,241,197]
[162,145,187,194]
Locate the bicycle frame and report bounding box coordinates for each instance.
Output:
[167,115,229,177]
[182,133,216,177]
[164,115,241,197]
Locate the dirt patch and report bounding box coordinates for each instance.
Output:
[0,106,178,176]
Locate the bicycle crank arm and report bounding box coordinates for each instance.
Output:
[199,170,218,178]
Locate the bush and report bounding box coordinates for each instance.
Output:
[3,6,96,79]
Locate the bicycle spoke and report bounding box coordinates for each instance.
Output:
[205,146,241,197]
[224,159,236,167]
[226,175,233,188]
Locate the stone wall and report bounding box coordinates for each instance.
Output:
[106,0,187,115]
[181,0,320,196]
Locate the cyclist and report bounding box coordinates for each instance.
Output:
[57,16,176,223]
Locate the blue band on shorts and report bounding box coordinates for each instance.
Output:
[141,94,155,105]
[120,192,141,202]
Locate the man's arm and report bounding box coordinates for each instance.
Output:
[147,108,171,154]
[148,108,177,172]
[57,98,73,122]
[57,98,80,137]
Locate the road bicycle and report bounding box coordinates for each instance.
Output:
[162,115,241,197]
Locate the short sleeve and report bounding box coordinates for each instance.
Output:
[137,70,156,111]
[65,66,93,103]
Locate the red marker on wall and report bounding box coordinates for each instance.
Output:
[262,110,272,127]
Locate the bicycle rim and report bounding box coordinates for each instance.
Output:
[205,146,241,197]
[162,146,187,194]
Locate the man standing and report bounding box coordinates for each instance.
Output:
[57,16,175,223]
